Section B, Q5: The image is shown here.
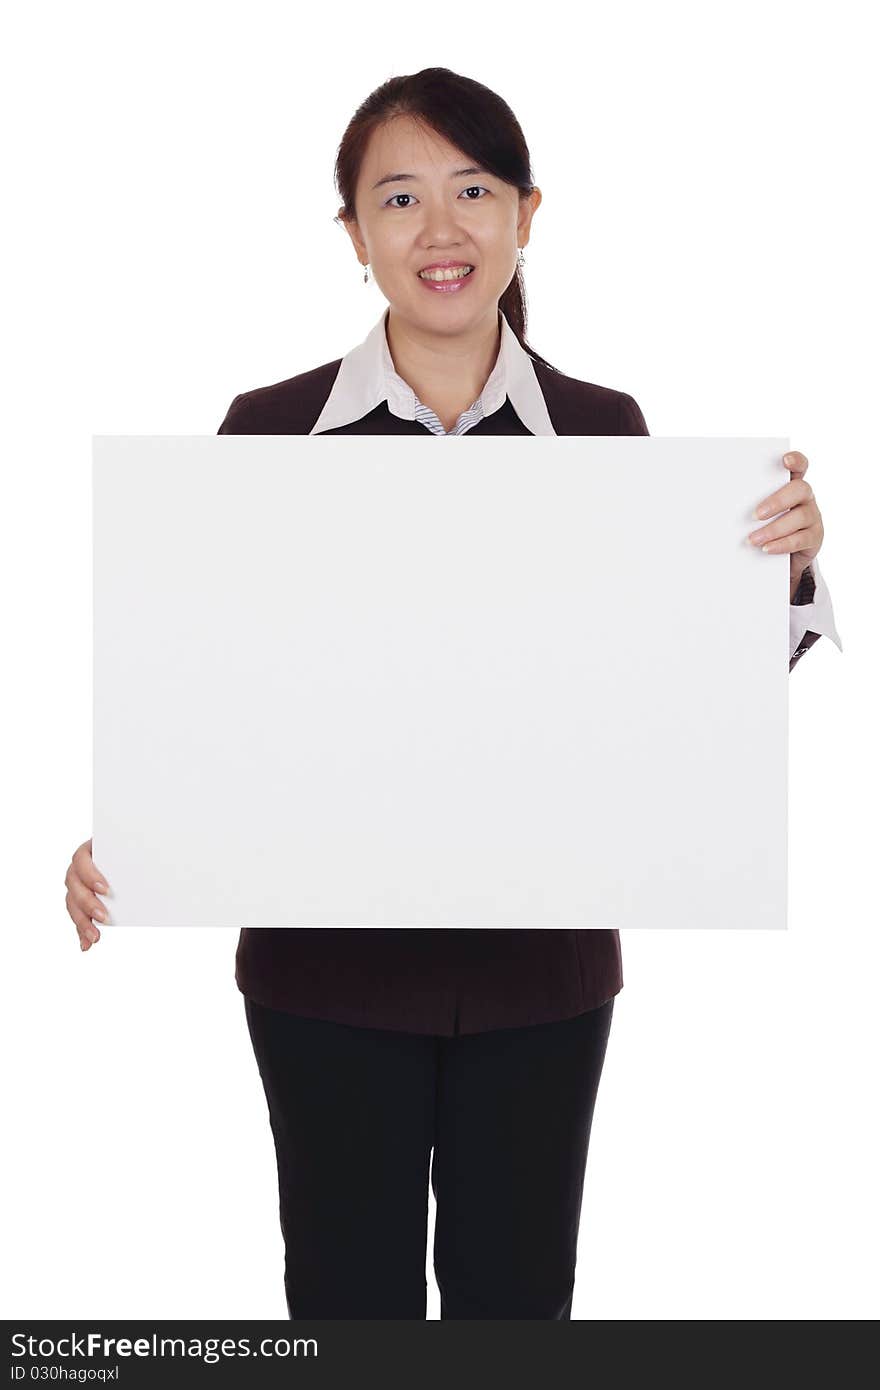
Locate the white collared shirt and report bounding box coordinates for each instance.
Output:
[309,305,842,663]
[309,305,557,437]
[789,556,842,659]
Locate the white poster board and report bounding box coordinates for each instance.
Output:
[93,435,790,930]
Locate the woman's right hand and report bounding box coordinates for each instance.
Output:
[65,837,109,951]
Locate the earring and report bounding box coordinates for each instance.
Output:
[517,248,525,268]
[363,262,370,283]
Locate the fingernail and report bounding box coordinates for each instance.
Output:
[755,505,769,518]
[95,882,108,893]
[94,909,106,921]
[81,940,88,951]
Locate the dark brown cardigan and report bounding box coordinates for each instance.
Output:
[217,352,820,1035]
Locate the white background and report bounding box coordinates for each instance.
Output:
[3,0,876,1320]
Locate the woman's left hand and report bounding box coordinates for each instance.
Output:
[749,450,824,603]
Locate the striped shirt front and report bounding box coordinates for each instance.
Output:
[412,392,485,436]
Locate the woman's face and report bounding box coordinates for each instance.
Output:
[342,115,541,333]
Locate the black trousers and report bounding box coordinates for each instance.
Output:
[244,994,615,1320]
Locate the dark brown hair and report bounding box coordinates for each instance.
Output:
[333,66,560,374]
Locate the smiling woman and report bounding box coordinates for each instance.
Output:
[330,71,558,431]
[207,64,839,1325]
[211,69,640,1323]
[72,63,832,1326]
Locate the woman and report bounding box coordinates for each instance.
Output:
[65,68,840,1319]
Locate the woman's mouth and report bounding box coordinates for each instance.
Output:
[416,265,476,294]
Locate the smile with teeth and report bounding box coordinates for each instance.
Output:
[418,266,475,280]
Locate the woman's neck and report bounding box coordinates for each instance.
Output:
[385,307,502,428]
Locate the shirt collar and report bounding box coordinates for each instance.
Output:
[309,305,557,435]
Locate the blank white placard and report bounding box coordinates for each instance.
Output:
[93,434,789,930]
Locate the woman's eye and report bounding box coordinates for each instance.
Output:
[383,186,489,209]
